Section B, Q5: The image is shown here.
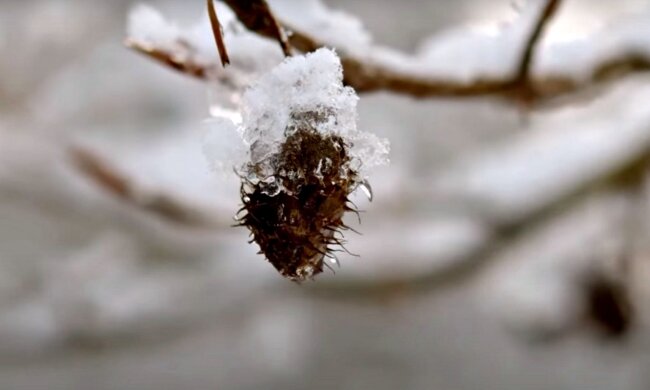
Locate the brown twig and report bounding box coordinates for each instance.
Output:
[513,0,561,86]
[70,147,219,228]
[124,38,211,80]
[207,0,230,67]
[510,0,562,104]
[221,0,291,57]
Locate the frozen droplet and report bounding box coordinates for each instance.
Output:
[327,255,340,267]
[250,140,275,164]
[261,176,282,196]
[358,180,373,202]
[349,158,362,172]
[314,159,324,180]
[262,184,281,197]
[246,171,260,185]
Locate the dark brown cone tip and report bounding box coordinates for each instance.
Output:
[237,120,361,281]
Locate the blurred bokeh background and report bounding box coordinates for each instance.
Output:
[2,0,650,389]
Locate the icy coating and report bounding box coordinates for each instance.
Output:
[205,48,390,185]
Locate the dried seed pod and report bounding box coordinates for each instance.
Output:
[204,48,390,281]
[238,113,360,281]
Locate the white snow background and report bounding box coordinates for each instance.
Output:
[1,0,650,389]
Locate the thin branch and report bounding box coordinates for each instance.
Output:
[70,147,220,228]
[513,0,561,85]
[207,0,230,67]
[124,38,211,80]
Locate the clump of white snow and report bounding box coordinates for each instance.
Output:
[127,4,183,46]
[364,0,550,83]
[204,48,389,183]
[269,0,373,53]
[535,11,650,80]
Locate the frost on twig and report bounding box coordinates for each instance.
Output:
[274,0,650,102]
[272,0,559,98]
[126,0,650,103]
[125,4,216,80]
[204,49,389,281]
[125,3,285,108]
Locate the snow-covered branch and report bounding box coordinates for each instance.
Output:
[125,0,650,103]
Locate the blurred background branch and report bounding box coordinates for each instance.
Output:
[70,146,222,228]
